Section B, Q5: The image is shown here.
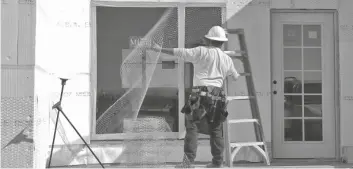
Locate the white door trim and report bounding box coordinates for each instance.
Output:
[270,9,340,160]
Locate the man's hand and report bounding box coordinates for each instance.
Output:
[185,112,193,121]
[151,42,162,52]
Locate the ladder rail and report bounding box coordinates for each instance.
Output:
[238,31,269,159]
[238,31,264,145]
[223,29,232,167]
[224,28,270,167]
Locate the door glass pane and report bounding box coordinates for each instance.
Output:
[95,7,179,134]
[304,95,322,117]
[283,48,302,70]
[304,71,322,93]
[284,95,302,117]
[303,25,321,47]
[283,24,302,46]
[284,119,302,141]
[282,24,325,143]
[284,72,302,93]
[304,48,321,70]
[305,119,323,141]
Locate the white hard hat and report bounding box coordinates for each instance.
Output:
[204,26,228,42]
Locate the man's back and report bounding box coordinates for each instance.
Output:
[174,46,239,87]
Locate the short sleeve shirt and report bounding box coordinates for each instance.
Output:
[173,46,239,87]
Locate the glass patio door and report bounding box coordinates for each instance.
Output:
[272,12,336,158]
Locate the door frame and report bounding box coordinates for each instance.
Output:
[89,0,227,141]
[270,9,340,160]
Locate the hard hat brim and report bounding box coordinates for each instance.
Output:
[204,35,228,42]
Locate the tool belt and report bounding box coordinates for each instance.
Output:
[181,86,229,124]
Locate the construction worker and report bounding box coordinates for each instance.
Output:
[151,26,240,168]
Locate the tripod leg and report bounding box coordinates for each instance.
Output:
[59,110,105,168]
[47,110,60,168]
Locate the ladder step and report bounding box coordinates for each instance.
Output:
[224,50,246,56]
[228,119,258,124]
[226,96,253,101]
[239,73,251,76]
[224,29,270,167]
[230,142,264,147]
[226,29,244,35]
[224,51,247,60]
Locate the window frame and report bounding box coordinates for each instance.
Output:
[90,0,226,141]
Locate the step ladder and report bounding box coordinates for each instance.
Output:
[223,28,270,167]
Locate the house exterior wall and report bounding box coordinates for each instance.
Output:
[34,0,91,167]
[1,0,36,168]
[336,0,353,163]
[225,0,353,162]
[32,0,353,166]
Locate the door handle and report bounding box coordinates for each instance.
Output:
[273,80,277,84]
[273,91,277,95]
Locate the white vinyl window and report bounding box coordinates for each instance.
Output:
[90,1,226,140]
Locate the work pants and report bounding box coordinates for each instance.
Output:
[184,117,224,165]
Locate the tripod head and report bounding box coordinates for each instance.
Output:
[60,78,69,86]
[52,78,70,110]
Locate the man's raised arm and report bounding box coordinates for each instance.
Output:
[150,43,175,56]
[150,43,202,63]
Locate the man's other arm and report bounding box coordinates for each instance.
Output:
[228,61,240,81]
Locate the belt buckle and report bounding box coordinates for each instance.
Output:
[211,95,222,100]
[200,91,207,96]
[192,89,198,92]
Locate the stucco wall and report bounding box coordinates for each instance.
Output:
[336,0,353,163]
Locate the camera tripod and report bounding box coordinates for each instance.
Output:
[47,78,104,168]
